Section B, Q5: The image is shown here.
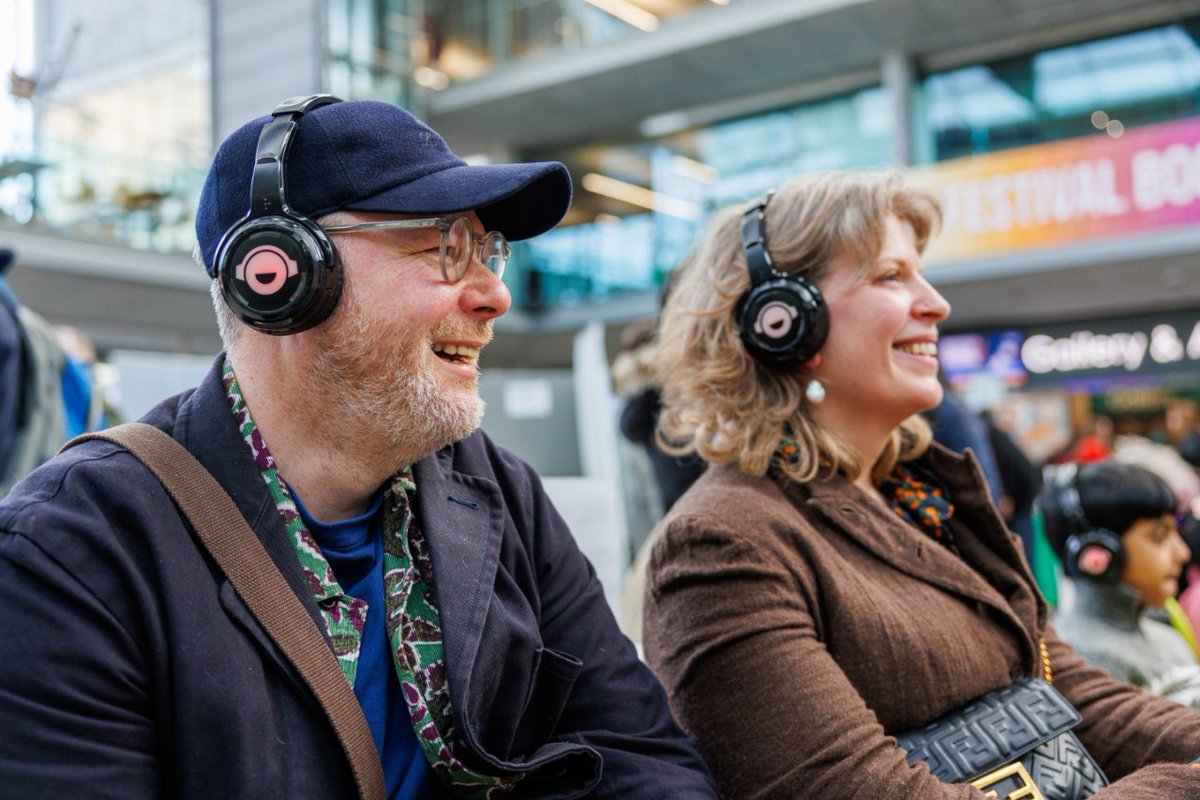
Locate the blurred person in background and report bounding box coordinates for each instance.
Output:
[1038,460,1200,706]
[0,96,715,799]
[982,408,1044,567]
[0,247,107,496]
[0,248,24,481]
[614,313,706,519]
[924,381,1004,502]
[1177,512,1200,648]
[642,169,1200,799]
[1112,431,1200,513]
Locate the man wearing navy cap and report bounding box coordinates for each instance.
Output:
[0,97,716,799]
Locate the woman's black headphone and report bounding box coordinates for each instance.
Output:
[214,94,345,335]
[734,190,829,368]
[1051,463,1126,583]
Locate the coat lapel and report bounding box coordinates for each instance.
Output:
[412,446,507,744]
[795,459,1030,641]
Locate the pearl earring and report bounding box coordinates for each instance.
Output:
[805,378,826,405]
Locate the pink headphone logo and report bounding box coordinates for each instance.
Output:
[754,301,798,340]
[234,244,298,295]
[1077,545,1113,576]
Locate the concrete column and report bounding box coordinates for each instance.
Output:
[881,49,914,167]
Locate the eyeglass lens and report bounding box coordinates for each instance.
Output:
[445,217,509,281]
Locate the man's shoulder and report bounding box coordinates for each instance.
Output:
[0,432,170,538]
[0,381,207,538]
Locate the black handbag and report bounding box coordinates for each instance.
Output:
[895,677,1108,800]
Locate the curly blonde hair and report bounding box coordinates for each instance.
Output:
[654,170,942,485]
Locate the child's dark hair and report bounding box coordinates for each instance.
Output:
[1038,460,1176,563]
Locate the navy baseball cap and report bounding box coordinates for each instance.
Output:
[195,98,572,276]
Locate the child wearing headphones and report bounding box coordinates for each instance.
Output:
[1038,460,1200,706]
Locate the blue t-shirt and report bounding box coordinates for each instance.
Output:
[293,489,451,800]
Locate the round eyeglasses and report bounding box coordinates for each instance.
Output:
[322,216,510,282]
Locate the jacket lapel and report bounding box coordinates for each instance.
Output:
[796,460,1029,639]
[412,445,507,745]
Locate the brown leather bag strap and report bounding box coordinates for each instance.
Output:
[63,422,386,800]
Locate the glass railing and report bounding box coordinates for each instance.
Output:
[0,134,206,254]
[426,0,725,85]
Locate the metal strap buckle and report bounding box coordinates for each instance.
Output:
[970,761,1046,800]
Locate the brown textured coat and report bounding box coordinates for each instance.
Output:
[644,444,1200,799]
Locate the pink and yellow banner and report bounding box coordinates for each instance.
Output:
[918,116,1200,263]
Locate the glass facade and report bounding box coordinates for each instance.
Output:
[514,85,891,307]
[425,0,725,85]
[324,0,420,108]
[916,20,1200,163]
[0,0,210,254]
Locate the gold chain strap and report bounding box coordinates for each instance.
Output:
[1040,637,1053,684]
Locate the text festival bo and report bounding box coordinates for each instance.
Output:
[939,145,1200,235]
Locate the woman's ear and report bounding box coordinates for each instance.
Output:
[803,353,822,371]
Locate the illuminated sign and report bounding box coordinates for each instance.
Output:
[943,311,1200,388]
[918,117,1200,262]
[1021,322,1200,375]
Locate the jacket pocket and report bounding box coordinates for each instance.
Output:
[508,646,583,759]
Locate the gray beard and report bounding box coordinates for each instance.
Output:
[310,296,486,471]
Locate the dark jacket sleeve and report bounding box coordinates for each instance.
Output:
[0,450,161,799]
[503,450,717,798]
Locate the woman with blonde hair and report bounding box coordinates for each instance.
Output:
[643,169,1200,799]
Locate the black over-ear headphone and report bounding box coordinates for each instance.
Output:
[734,190,829,368]
[214,94,344,335]
[1053,463,1126,583]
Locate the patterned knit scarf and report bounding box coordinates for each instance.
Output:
[222,358,521,797]
[879,463,958,554]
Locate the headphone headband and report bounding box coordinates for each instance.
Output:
[1051,462,1125,583]
[248,94,341,221]
[741,190,778,285]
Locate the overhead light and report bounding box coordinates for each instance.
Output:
[413,65,450,91]
[582,173,701,220]
[671,155,718,184]
[710,0,731,5]
[583,0,659,32]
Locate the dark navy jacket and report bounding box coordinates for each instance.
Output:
[0,358,715,799]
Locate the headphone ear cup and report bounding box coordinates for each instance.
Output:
[736,276,829,368]
[216,215,342,335]
[1064,528,1126,583]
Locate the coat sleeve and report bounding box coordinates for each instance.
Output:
[518,462,718,798]
[1045,624,1200,777]
[643,517,1200,800]
[0,504,159,798]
